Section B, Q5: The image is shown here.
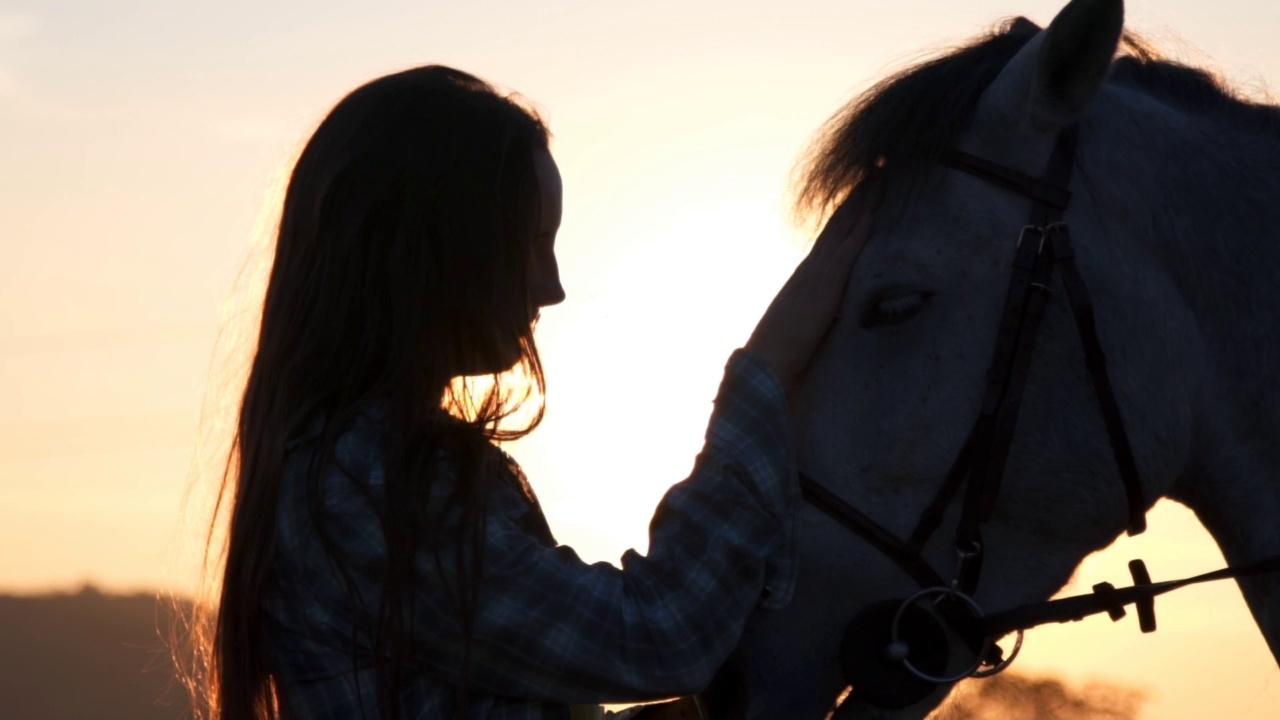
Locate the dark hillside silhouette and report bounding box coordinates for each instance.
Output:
[0,586,1145,720]
[0,586,189,720]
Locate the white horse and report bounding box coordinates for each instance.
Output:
[705,0,1280,717]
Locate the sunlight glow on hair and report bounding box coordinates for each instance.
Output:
[169,135,303,719]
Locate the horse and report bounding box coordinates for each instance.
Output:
[705,0,1280,717]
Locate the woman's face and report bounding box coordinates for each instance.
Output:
[464,148,564,377]
[528,148,565,316]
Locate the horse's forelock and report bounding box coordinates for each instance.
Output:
[794,18,1038,227]
[795,18,1278,230]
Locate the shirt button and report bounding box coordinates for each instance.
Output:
[761,585,773,600]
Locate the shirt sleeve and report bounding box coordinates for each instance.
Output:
[311,349,796,705]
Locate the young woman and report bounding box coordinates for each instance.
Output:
[198,64,870,720]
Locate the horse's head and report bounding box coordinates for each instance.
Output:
[713,0,1208,717]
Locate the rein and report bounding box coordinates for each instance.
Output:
[800,125,1280,712]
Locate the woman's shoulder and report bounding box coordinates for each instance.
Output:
[284,402,390,451]
[281,404,530,498]
[280,404,396,504]
[277,405,557,549]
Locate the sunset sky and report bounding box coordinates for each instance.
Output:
[2,0,1278,718]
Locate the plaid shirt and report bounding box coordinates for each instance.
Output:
[264,350,796,719]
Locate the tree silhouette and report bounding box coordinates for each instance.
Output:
[939,672,1147,720]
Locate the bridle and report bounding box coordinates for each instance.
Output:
[798,125,1280,713]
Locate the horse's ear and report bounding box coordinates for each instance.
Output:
[1008,16,1042,37]
[980,0,1124,131]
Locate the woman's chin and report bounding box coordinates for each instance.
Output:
[453,352,522,378]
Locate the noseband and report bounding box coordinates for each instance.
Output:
[799,125,1280,712]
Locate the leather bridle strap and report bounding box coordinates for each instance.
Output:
[944,124,1144,546]
[944,123,1077,223]
[946,127,1081,593]
[800,473,946,589]
[940,150,1072,213]
[905,427,976,550]
[906,206,1064,560]
[973,554,1280,639]
[944,131,1146,537]
[1052,233,1148,535]
[952,224,1057,586]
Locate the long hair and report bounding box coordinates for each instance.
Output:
[186,65,551,720]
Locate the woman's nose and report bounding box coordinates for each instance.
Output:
[537,279,566,308]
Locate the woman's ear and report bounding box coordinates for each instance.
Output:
[978,0,1125,133]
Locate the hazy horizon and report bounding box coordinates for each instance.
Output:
[3,1,1280,718]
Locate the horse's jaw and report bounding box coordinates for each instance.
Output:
[706,506,993,720]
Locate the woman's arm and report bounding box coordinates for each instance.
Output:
[281,198,872,705]
[439,349,795,704]
[287,349,791,704]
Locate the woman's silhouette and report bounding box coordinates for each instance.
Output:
[194,64,870,720]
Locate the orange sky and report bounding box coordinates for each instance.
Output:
[2,1,1278,717]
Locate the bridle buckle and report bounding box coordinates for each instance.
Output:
[886,585,1025,685]
[950,542,982,594]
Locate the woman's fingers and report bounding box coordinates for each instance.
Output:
[744,197,875,393]
[814,202,859,250]
[813,206,872,288]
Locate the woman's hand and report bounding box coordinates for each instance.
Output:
[744,196,874,393]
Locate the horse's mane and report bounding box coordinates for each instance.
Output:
[796,16,1280,222]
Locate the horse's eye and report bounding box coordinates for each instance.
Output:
[860,289,932,328]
